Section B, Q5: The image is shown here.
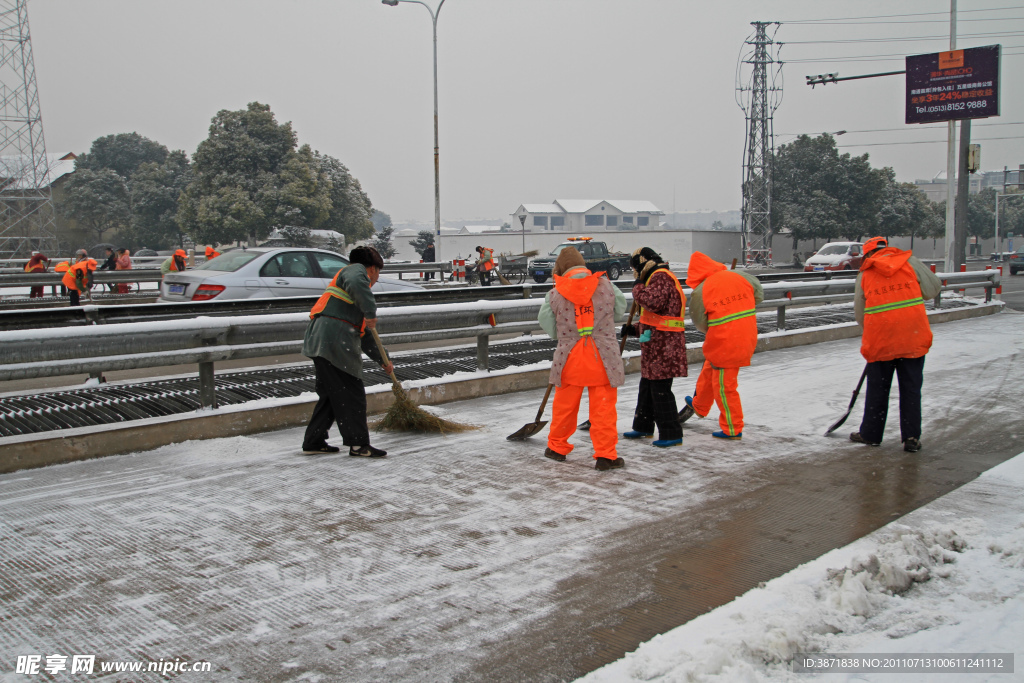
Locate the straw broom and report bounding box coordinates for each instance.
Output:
[369,329,476,434]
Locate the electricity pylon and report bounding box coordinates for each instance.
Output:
[0,0,59,259]
[736,21,782,266]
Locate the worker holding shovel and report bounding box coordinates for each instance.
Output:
[538,247,627,470]
[301,246,394,457]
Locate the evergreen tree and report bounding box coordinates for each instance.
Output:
[408,230,434,258]
[371,224,397,260]
[177,102,298,247]
[58,167,131,244]
[371,210,392,233]
[128,151,192,249]
[315,151,375,243]
[75,132,169,179]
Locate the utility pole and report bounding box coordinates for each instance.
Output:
[0,0,59,260]
[954,119,970,266]
[944,0,957,273]
[737,21,782,267]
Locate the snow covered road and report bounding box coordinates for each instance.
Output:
[1,311,1022,682]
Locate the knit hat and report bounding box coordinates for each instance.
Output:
[554,246,586,276]
[630,247,667,283]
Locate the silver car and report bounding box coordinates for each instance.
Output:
[158,247,424,302]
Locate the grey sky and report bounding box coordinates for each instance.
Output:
[29,0,1024,223]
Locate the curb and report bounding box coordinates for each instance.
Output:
[0,302,1002,473]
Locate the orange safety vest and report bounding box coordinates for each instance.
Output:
[62,261,93,292]
[24,261,45,273]
[205,248,220,259]
[54,261,69,273]
[638,268,687,332]
[309,266,368,335]
[479,248,494,271]
[859,248,932,363]
[701,270,758,368]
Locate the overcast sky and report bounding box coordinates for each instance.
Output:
[28,0,1024,223]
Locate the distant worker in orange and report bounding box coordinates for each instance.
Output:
[683,252,763,440]
[850,236,941,452]
[474,245,495,286]
[205,246,220,261]
[538,247,628,470]
[161,249,187,277]
[62,249,97,307]
[24,252,50,298]
[54,259,70,297]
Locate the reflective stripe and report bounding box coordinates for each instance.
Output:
[716,368,736,435]
[864,297,924,315]
[324,286,354,304]
[577,326,594,336]
[638,268,686,332]
[707,308,755,327]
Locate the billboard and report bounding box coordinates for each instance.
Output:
[905,45,1000,124]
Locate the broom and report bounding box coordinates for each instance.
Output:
[369,329,476,434]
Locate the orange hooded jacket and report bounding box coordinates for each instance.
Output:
[686,252,759,368]
[858,247,932,362]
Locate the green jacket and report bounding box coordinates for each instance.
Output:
[302,263,385,379]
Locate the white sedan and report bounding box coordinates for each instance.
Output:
[158,247,423,302]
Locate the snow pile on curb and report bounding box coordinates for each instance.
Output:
[578,455,1024,683]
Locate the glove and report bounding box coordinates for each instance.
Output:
[639,329,653,343]
[621,323,638,338]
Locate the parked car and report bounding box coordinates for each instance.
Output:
[1009,249,1024,275]
[530,237,631,283]
[803,242,864,272]
[157,247,423,302]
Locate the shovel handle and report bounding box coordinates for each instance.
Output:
[536,384,554,422]
[619,301,640,354]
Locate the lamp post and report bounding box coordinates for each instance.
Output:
[382,0,446,261]
[518,214,526,254]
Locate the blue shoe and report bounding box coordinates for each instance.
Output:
[652,438,683,448]
[712,431,742,440]
[623,430,654,439]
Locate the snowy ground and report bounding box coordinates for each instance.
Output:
[0,311,1022,682]
[577,451,1024,683]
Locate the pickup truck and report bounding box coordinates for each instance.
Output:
[530,238,631,283]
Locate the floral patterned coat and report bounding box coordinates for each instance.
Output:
[633,270,688,380]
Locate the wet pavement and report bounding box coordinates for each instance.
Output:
[0,312,1021,682]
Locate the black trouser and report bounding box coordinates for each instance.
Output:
[303,357,370,448]
[69,290,80,307]
[632,377,682,440]
[858,356,925,444]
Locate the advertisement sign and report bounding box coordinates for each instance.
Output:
[906,45,1000,124]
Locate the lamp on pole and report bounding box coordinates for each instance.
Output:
[518,213,526,254]
[382,0,446,262]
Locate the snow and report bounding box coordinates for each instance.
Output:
[577,453,1024,683]
[0,311,1021,681]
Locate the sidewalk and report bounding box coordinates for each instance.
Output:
[1,312,1022,682]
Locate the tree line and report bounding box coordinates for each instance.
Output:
[772,133,1024,250]
[58,102,378,251]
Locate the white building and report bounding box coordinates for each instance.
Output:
[511,200,664,233]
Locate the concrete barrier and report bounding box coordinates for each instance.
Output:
[0,302,1002,473]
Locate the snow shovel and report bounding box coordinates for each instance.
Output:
[507,383,554,441]
[578,301,640,431]
[824,365,868,436]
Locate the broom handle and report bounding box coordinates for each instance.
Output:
[369,328,400,385]
[619,301,640,353]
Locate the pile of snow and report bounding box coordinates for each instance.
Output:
[579,454,1024,682]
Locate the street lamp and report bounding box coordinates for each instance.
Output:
[518,213,526,254]
[382,0,446,262]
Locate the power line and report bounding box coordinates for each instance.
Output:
[783,31,1024,45]
[783,48,1024,63]
[781,6,1024,23]
[779,122,1024,136]
[784,17,1024,26]
[838,136,1024,148]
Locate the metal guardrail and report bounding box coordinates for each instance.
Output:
[0,271,999,409]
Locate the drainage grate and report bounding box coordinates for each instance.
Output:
[0,300,971,438]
